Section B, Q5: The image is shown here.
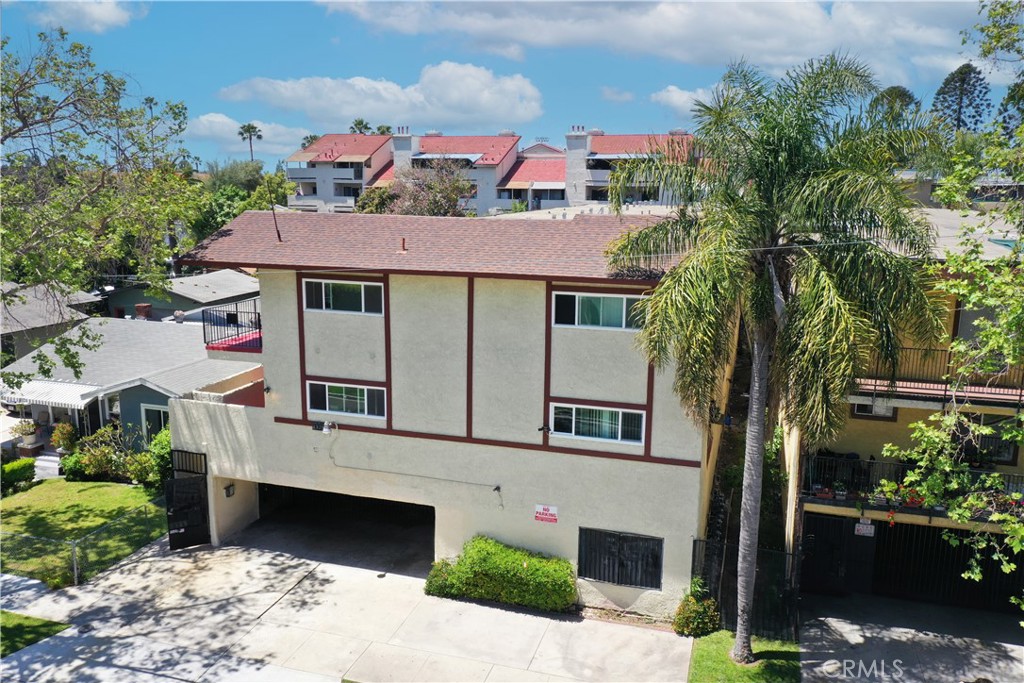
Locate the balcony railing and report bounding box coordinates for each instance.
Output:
[859,347,1023,404]
[202,298,262,352]
[802,453,1024,503]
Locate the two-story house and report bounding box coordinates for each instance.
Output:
[174,210,732,616]
[784,208,1024,613]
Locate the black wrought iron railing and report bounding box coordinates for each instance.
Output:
[202,298,262,349]
[802,454,1024,501]
[861,347,1023,403]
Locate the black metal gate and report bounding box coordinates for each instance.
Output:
[801,512,1024,613]
[165,450,210,551]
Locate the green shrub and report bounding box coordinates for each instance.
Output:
[425,535,577,612]
[673,577,721,637]
[60,452,95,482]
[1,458,36,495]
[147,427,172,484]
[424,558,456,597]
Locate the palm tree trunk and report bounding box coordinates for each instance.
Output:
[730,326,771,664]
[248,137,254,162]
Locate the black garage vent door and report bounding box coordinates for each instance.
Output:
[578,527,663,590]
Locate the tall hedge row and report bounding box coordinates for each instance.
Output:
[1,458,36,495]
[425,535,577,612]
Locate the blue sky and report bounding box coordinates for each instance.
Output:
[2,1,1013,168]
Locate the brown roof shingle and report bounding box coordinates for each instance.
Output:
[182,211,662,281]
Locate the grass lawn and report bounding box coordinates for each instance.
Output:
[688,630,800,683]
[0,610,69,657]
[0,479,166,587]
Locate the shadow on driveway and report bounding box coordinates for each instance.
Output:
[800,593,1024,682]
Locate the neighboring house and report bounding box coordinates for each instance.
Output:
[784,208,1024,613]
[284,134,393,213]
[1,283,102,363]
[565,127,692,205]
[392,129,521,216]
[172,210,734,616]
[282,127,701,216]
[495,155,568,213]
[105,270,259,321]
[0,317,261,446]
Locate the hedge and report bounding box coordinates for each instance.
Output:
[425,535,577,612]
[1,458,36,495]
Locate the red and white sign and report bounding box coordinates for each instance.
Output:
[535,505,558,523]
[854,522,875,537]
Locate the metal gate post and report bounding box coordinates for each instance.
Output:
[71,540,79,586]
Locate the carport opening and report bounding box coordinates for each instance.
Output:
[238,485,435,578]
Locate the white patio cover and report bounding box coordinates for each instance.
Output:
[0,379,99,410]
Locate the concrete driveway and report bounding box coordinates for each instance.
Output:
[1,516,693,682]
[800,594,1024,682]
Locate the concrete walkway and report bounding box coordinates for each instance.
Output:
[800,594,1024,682]
[1,537,692,682]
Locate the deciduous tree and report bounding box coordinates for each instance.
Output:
[1,29,203,385]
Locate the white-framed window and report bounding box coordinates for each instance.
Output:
[308,381,386,419]
[141,404,169,441]
[553,292,646,330]
[550,403,644,443]
[304,279,384,315]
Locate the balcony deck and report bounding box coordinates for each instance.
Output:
[858,347,1023,405]
[802,453,1024,518]
[203,298,262,353]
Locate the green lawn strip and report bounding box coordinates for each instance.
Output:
[0,479,166,587]
[0,610,70,658]
[688,630,800,683]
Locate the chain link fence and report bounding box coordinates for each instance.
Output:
[0,498,166,588]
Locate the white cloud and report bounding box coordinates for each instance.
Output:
[601,87,635,104]
[186,113,311,157]
[30,1,146,34]
[321,1,980,85]
[650,86,714,119]
[217,62,543,130]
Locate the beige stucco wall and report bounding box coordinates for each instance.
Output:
[303,308,386,381]
[256,270,303,419]
[171,399,702,615]
[208,476,260,545]
[390,275,468,436]
[471,278,545,443]
[550,327,648,404]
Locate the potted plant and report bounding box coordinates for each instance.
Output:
[833,481,848,501]
[11,419,39,445]
[815,487,835,500]
[51,422,77,455]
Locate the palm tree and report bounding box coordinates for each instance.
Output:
[374,124,393,135]
[237,123,262,161]
[301,134,321,149]
[607,55,944,663]
[349,118,371,135]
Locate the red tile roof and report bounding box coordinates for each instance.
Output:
[367,160,395,187]
[418,135,519,166]
[589,133,692,155]
[498,159,566,186]
[182,211,663,281]
[289,134,391,163]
